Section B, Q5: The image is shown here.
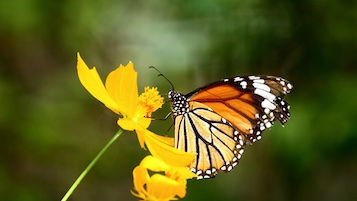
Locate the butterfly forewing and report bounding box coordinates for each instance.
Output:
[191,92,258,133]
[186,75,292,143]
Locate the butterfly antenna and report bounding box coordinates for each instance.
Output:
[149,66,175,90]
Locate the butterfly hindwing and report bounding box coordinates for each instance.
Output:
[174,102,245,179]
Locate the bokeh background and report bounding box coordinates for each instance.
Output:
[1,0,356,201]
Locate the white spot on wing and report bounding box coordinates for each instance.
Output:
[234,77,243,82]
[221,118,227,123]
[265,122,272,128]
[253,79,265,83]
[287,83,293,89]
[264,108,270,114]
[249,75,260,80]
[240,81,247,89]
[254,89,276,101]
[253,83,271,92]
[261,99,276,110]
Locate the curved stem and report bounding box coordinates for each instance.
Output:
[61,129,123,201]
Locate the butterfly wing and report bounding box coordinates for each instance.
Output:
[171,75,292,179]
[186,75,292,143]
[174,101,245,179]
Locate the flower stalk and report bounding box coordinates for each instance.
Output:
[61,129,123,201]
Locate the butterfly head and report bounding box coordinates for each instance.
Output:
[168,90,190,116]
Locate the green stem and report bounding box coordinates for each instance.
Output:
[61,129,123,201]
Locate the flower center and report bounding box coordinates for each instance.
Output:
[138,87,164,117]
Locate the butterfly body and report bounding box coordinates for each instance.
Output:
[169,75,292,179]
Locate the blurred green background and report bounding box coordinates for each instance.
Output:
[1,0,356,200]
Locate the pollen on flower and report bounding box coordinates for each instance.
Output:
[138,87,164,116]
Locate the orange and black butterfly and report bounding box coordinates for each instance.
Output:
[168,75,292,179]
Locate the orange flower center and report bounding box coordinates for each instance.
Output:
[138,87,164,117]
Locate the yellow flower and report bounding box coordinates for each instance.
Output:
[132,155,197,201]
[76,53,161,146]
[76,53,196,166]
[77,53,160,128]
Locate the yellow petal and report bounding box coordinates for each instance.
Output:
[140,156,196,181]
[139,155,170,172]
[117,118,150,148]
[135,128,147,149]
[144,130,196,167]
[77,53,119,113]
[137,116,151,129]
[132,166,149,199]
[148,174,186,199]
[105,61,138,117]
[174,167,197,180]
[117,118,136,131]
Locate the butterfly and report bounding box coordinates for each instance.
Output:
[168,75,292,179]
